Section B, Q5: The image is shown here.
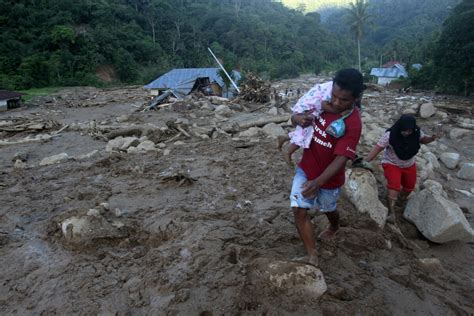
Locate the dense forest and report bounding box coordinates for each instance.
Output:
[0,0,472,94]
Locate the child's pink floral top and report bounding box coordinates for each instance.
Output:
[289,81,332,148]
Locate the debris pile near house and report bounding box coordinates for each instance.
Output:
[0,117,62,132]
[239,73,271,103]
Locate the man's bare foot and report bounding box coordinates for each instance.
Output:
[277,135,288,150]
[307,254,319,267]
[292,254,319,267]
[318,227,338,241]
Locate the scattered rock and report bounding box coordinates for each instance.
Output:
[75,150,99,160]
[40,153,69,166]
[245,258,327,302]
[215,104,233,117]
[61,214,128,245]
[449,128,470,140]
[342,168,388,227]
[415,258,443,274]
[261,123,286,138]
[423,152,440,169]
[239,127,261,138]
[422,180,447,198]
[268,107,278,115]
[14,159,27,169]
[419,102,436,118]
[404,189,474,243]
[136,140,157,152]
[439,152,460,169]
[457,163,474,180]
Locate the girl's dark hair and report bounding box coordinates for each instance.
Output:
[333,68,364,98]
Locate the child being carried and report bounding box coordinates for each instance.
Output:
[278,81,333,165]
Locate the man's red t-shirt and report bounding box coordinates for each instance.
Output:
[298,108,362,189]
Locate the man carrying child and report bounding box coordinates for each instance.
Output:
[289,68,364,266]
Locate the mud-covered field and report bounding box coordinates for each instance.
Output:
[1,79,473,315]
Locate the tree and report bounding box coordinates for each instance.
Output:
[433,0,474,95]
[346,0,371,71]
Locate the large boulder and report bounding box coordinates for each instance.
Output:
[61,212,128,245]
[439,152,460,169]
[457,163,474,180]
[244,258,327,302]
[419,102,436,118]
[404,189,474,243]
[342,168,388,227]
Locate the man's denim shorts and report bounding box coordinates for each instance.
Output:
[290,167,340,212]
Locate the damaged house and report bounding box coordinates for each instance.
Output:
[0,90,24,111]
[144,68,241,99]
[370,63,408,85]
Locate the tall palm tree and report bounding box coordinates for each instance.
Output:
[347,0,371,71]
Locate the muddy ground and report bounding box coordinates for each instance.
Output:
[0,77,473,315]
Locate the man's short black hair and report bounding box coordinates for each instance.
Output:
[333,68,364,98]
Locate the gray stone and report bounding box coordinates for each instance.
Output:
[419,102,436,118]
[75,150,99,160]
[239,127,261,138]
[136,140,156,152]
[228,103,243,111]
[422,179,448,198]
[214,104,233,117]
[246,258,327,300]
[449,128,470,140]
[200,102,216,111]
[440,152,460,169]
[106,137,126,152]
[404,189,474,243]
[402,108,417,115]
[342,168,388,227]
[61,214,127,245]
[40,153,69,166]
[14,159,27,169]
[209,96,228,105]
[457,163,474,180]
[423,152,440,169]
[261,123,287,138]
[120,137,140,150]
[268,107,278,115]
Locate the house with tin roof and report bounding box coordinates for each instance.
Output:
[370,64,408,85]
[144,68,241,98]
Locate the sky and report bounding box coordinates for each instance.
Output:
[281,0,352,12]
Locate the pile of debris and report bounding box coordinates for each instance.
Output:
[239,73,271,103]
[0,117,61,132]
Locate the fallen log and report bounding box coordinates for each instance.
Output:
[220,114,290,133]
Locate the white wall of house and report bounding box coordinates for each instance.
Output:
[377,77,396,85]
[0,100,7,111]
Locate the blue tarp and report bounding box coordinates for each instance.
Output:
[144,68,241,96]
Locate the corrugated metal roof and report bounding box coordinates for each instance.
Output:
[370,64,408,78]
[144,68,241,95]
[0,90,23,101]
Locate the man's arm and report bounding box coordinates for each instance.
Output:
[291,112,314,128]
[302,155,348,198]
